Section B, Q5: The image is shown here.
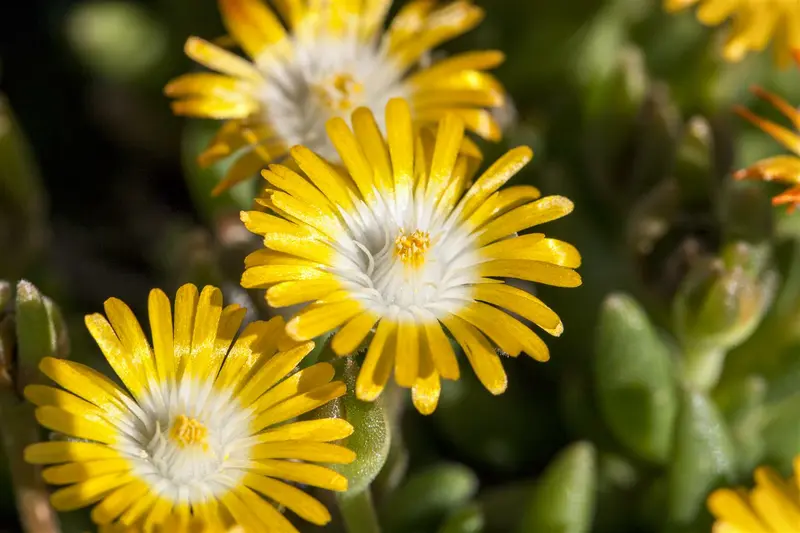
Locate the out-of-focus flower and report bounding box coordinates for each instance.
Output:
[24,284,354,532]
[240,99,581,415]
[707,456,800,533]
[664,0,800,66]
[99,515,244,532]
[734,84,800,212]
[165,0,505,194]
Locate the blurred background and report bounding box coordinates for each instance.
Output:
[1,0,800,532]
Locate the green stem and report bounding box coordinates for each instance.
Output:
[0,395,60,533]
[682,345,726,391]
[337,489,382,533]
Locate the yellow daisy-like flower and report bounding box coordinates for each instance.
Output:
[707,456,800,532]
[24,284,355,532]
[734,84,800,212]
[165,0,505,194]
[664,0,800,65]
[240,98,582,415]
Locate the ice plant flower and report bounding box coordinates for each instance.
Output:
[165,0,505,194]
[734,85,800,212]
[240,99,582,415]
[24,284,355,532]
[663,0,800,65]
[707,456,800,532]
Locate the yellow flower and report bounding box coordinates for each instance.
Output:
[734,84,800,212]
[240,99,582,415]
[99,515,243,533]
[707,456,800,533]
[24,284,355,532]
[165,0,505,194]
[663,0,800,65]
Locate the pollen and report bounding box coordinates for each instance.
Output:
[315,73,363,112]
[395,229,431,268]
[170,415,209,450]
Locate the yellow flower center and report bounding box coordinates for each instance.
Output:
[395,229,431,268]
[170,415,209,450]
[315,73,363,112]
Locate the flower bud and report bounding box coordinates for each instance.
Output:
[316,357,391,495]
[673,242,776,388]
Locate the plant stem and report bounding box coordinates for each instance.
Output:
[0,395,60,533]
[682,346,725,391]
[337,489,382,533]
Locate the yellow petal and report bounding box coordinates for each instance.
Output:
[456,302,550,362]
[170,97,258,119]
[243,473,332,525]
[417,107,500,141]
[254,418,354,443]
[286,299,363,341]
[466,185,542,229]
[356,319,396,402]
[409,50,505,87]
[35,406,118,444]
[480,259,582,288]
[238,341,315,408]
[43,459,132,485]
[183,36,263,82]
[290,146,356,210]
[481,235,581,268]
[241,264,333,288]
[218,0,286,58]
[264,164,335,212]
[248,459,348,491]
[352,106,393,192]
[412,347,441,415]
[267,279,341,307]
[331,311,380,355]
[327,117,376,201]
[472,283,562,335]
[477,195,573,246]
[25,442,120,464]
[216,317,285,391]
[90,479,150,525]
[50,473,135,511]
[707,489,771,533]
[252,381,346,429]
[249,362,335,418]
[84,313,146,399]
[420,317,460,380]
[425,113,466,203]
[394,318,421,388]
[148,289,175,383]
[251,441,356,463]
[386,98,415,207]
[441,315,507,395]
[735,105,800,156]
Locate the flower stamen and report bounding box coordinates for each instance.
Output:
[315,73,364,112]
[170,415,209,450]
[395,229,431,268]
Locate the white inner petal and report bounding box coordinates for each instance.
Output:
[331,189,481,318]
[115,380,253,503]
[256,33,409,160]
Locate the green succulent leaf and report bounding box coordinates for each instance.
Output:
[595,293,678,463]
[517,441,597,533]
